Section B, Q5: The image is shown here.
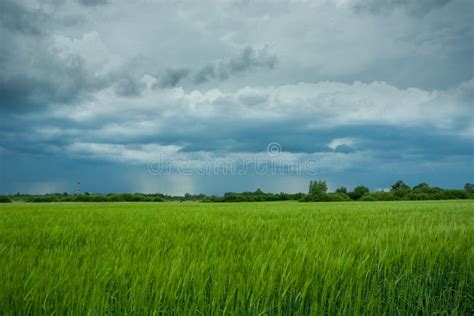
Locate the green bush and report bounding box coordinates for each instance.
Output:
[360,192,397,201]
[439,190,469,200]
[406,193,431,200]
[359,194,377,201]
[327,193,351,201]
[0,196,12,203]
[302,192,351,202]
[302,192,328,202]
[29,195,57,203]
[349,186,370,200]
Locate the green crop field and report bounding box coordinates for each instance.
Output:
[0,201,472,314]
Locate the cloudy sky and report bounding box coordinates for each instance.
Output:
[0,0,473,195]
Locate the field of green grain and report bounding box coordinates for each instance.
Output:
[0,201,472,314]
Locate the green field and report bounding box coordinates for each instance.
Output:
[0,201,472,314]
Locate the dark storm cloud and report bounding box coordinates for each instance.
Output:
[0,1,155,112]
[114,77,146,97]
[353,0,452,16]
[1,0,473,194]
[168,123,474,159]
[194,46,277,84]
[2,110,472,186]
[0,5,130,112]
[1,54,77,109]
[0,1,98,111]
[0,45,107,112]
[194,65,215,85]
[342,0,474,90]
[159,68,190,88]
[0,0,48,35]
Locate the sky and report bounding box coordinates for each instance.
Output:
[0,0,473,195]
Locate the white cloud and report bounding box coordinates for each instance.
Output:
[52,31,124,75]
[328,138,356,150]
[50,79,473,135]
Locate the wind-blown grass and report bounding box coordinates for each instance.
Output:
[0,201,472,314]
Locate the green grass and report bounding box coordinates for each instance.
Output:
[0,201,472,314]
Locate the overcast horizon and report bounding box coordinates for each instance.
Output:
[1,0,473,195]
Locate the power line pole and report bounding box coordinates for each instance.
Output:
[76,181,81,195]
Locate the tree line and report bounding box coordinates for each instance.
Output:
[302,180,474,202]
[0,181,473,203]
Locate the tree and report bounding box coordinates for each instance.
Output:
[391,180,410,191]
[309,180,328,195]
[464,183,474,192]
[333,186,351,201]
[413,183,429,191]
[303,180,329,202]
[391,180,411,198]
[335,186,347,194]
[349,186,369,200]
